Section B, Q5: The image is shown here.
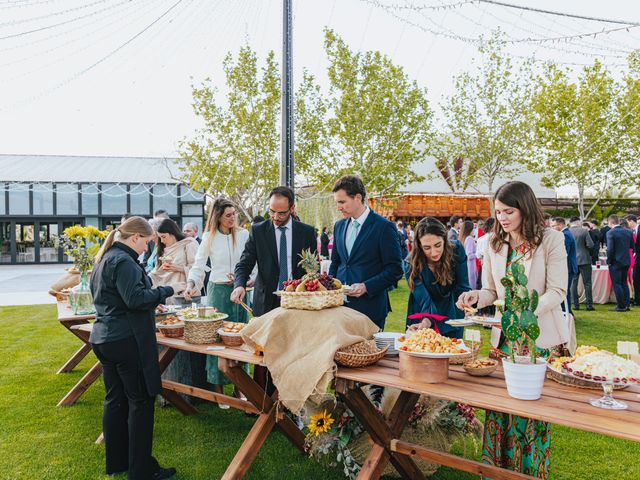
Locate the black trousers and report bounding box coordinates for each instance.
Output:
[633,262,640,306]
[571,264,593,308]
[609,264,630,310]
[92,337,160,480]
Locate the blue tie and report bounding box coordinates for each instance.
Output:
[346,219,360,256]
[278,226,288,289]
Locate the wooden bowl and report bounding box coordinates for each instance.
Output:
[463,359,498,377]
[217,329,245,347]
[157,324,184,338]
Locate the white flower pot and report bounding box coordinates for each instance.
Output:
[502,357,547,400]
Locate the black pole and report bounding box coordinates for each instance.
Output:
[280,0,294,189]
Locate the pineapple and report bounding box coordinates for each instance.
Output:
[298,249,320,282]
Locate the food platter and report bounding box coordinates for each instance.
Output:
[273,285,351,296]
[445,318,474,327]
[395,330,471,359]
[470,316,500,326]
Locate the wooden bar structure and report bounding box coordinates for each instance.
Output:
[370,193,492,220]
[56,302,94,374]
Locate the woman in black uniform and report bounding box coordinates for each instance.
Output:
[90,216,185,480]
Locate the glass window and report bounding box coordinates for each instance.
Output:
[9,183,30,215]
[152,184,178,215]
[56,184,79,215]
[130,184,150,215]
[101,184,127,216]
[181,217,203,236]
[181,203,203,216]
[0,222,11,263]
[85,217,99,228]
[33,183,53,215]
[180,185,205,201]
[0,184,5,215]
[81,184,99,214]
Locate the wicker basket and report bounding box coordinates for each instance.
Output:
[463,361,497,377]
[546,365,628,390]
[335,341,389,368]
[184,317,226,344]
[157,324,184,338]
[217,329,245,347]
[449,341,482,365]
[279,289,344,310]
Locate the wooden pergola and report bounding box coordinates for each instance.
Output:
[370,193,492,221]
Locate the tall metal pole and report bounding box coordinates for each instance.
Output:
[280,0,294,189]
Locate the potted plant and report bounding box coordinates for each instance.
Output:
[499,263,547,400]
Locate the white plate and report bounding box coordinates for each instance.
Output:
[217,328,244,337]
[156,322,184,329]
[445,319,474,327]
[471,316,500,326]
[374,332,403,340]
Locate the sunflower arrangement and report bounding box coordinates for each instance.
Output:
[56,225,108,274]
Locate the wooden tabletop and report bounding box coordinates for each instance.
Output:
[57,301,96,322]
[336,357,640,443]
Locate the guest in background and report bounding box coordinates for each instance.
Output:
[585,221,601,265]
[551,217,578,313]
[606,215,634,312]
[600,220,611,249]
[252,214,265,224]
[320,227,330,258]
[144,219,160,273]
[447,215,462,243]
[569,216,595,311]
[459,220,477,291]
[182,222,209,295]
[405,224,414,252]
[457,181,569,479]
[184,198,253,404]
[625,214,640,306]
[90,216,183,480]
[476,217,495,290]
[405,217,470,339]
[329,175,403,329]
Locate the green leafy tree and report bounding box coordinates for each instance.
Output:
[529,60,621,219]
[295,29,434,197]
[618,50,640,185]
[178,46,280,221]
[435,33,532,195]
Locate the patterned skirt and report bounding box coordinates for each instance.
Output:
[204,282,249,385]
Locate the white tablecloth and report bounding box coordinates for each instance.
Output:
[320,259,332,274]
[577,265,616,304]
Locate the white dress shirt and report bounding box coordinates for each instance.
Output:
[275,217,293,280]
[476,232,492,262]
[188,229,250,289]
[346,207,370,244]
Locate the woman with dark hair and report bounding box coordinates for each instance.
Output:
[405,217,470,338]
[149,219,199,303]
[184,197,252,404]
[90,216,184,480]
[458,220,477,290]
[457,181,569,479]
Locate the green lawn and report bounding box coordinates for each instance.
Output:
[0,284,638,479]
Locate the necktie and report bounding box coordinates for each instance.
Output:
[346,220,360,256]
[278,226,288,290]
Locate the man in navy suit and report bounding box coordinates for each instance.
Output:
[551,217,578,314]
[329,175,403,329]
[606,215,634,312]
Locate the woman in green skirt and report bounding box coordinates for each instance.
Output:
[458,181,571,478]
[184,198,253,407]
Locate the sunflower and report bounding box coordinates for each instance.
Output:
[63,225,87,240]
[307,410,334,437]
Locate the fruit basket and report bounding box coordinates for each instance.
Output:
[278,249,346,311]
[334,340,388,368]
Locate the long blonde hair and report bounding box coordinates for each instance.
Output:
[204,197,239,248]
[94,216,154,264]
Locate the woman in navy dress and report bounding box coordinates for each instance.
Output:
[405,217,471,338]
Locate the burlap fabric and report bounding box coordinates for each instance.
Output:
[241,306,379,414]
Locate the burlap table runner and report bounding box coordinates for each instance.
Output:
[241,306,379,414]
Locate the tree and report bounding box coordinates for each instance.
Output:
[529,60,621,219]
[178,46,280,221]
[617,50,640,185]
[295,29,434,197]
[435,33,532,195]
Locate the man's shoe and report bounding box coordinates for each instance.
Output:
[573,306,580,310]
[152,467,176,480]
[609,308,627,312]
[586,307,596,311]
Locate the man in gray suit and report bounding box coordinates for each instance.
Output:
[570,216,595,311]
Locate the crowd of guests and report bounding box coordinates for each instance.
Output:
[87,174,638,480]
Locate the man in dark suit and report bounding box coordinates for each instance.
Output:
[606,215,634,312]
[320,227,330,258]
[329,175,403,329]
[600,222,611,249]
[231,186,317,392]
[625,215,640,306]
[586,221,601,265]
[569,217,595,311]
[551,217,578,314]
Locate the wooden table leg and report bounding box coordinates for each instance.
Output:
[57,361,103,407]
[156,346,199,415]
[336,379,424,480]
[219,358,306,453]
[57,343,92,374]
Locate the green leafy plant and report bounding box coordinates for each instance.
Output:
[500,261,540,364]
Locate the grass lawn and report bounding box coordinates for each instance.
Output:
[1,283,638,479]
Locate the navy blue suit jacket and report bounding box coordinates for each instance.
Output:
[606,226,634,267]
[562,227,578,276]
[329,210,403,328]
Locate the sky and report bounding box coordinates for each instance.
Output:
[0,0,638,159]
